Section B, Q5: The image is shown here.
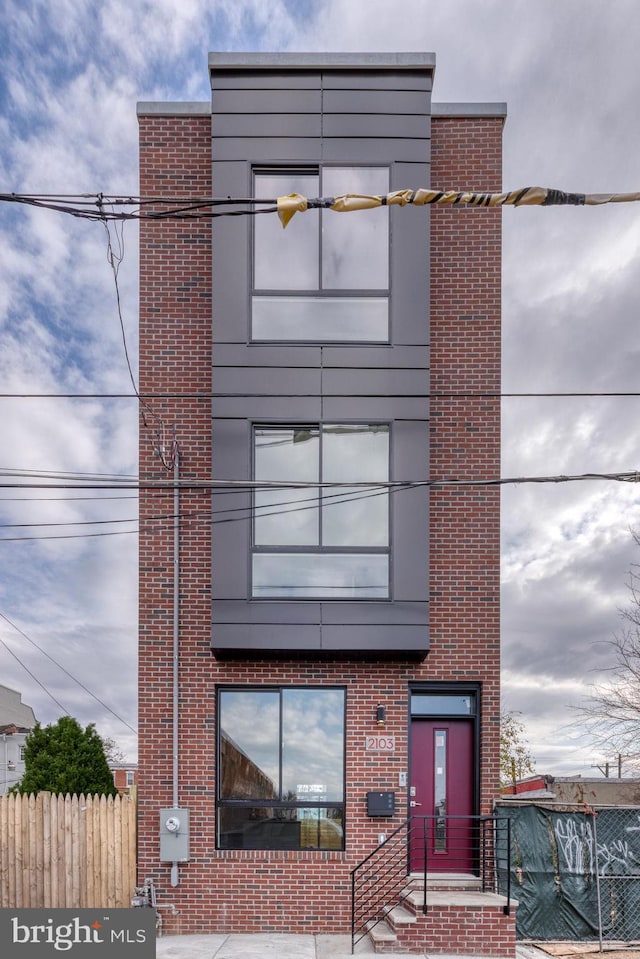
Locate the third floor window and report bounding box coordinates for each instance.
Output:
[252,166,390,342]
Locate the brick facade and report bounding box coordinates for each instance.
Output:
[138,97,503,936]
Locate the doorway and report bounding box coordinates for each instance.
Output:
[409,688,478,874]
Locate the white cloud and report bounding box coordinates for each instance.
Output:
[2,0,640,772]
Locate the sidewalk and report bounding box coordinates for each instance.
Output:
[156,933,546,959]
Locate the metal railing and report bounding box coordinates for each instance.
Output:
[350,814,512,953]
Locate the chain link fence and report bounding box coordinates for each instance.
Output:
[592,808,640,943]
[496,804,640,945]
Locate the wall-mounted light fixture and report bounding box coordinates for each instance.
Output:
[376,705,386,727]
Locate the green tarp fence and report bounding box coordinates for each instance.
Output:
[496,804,640,941]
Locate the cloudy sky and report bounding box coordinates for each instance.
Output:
[1,0,639,775]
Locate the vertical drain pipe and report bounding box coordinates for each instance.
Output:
[171,445,180,887]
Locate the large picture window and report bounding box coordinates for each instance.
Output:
[252,166,389,341]
[217,687,345,851]
[252,423,389,598]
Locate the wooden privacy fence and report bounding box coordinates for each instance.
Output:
[0,791,136,909]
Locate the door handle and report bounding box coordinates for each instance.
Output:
[410,801,422,807]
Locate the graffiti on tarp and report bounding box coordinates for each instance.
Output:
[554,817,593,874]
[554,815,640,876]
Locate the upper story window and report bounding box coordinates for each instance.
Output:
[252,423,389,598]
[252,166,390,342]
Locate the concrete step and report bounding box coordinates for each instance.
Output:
[365,918,401,953]
[409,872,484,891]
[405,888,513,912]
[382,903,417,931]
[366,885,518,956]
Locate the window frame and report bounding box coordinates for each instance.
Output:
[250,421,391,600]
[251,164,391,343]
[216,685,347,851]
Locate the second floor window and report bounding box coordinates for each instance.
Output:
[252,423,389,598]
[252,166,390,342]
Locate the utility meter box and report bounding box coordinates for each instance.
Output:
[159,808,190,862]
[366,791,395,817]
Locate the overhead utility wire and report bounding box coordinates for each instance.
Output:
[0,469,638,542]
[3,185,640,224]
[1,391,639,399]
[0,466,639,510]
[0,611,137,735]
[0,484,385,529]
[0,635,70,715]
[0,471,639,491]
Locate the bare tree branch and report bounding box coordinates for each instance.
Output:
[573,530,640,771]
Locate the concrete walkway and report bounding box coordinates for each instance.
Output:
[156,933,547,959]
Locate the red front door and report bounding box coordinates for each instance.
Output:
[409,718,475,873]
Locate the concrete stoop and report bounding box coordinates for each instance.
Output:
[366,876,518,957]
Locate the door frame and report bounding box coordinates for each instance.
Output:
[408,682,481,871]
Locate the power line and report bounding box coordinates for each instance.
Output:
[0,636,70,716]
[0,391,639,399]
[0,471,638,544]
[0,471,638,492]
[0,611,137,736]
[3,185,640,223]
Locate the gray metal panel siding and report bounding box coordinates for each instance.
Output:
[210,63,432,657]
[212,89,322,114]
[212,138,322,163]
[391,163,430,346]
[322,114,430,139]
[211,625,428,654]
[321,70,432,91]
[211,71,322,90]
[213,625,322,651]
[320,626,428,651]
[390,418,429,602]
[215,367,322,397]
[214,344,429,370]
[213,397,323,420]
[212,601,427,627]
[320,602,427,625]
[322,89,430,115]
[212,600,322,624]
[211,418,251,601]
[320,346,429,369]
[214,114,322,138]
[215,344,323,367]
[321,397,428,420]
[321,139,428,163]
[321,368,427,397]
[211,163,249,344]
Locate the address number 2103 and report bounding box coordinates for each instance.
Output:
[365,735,395,751]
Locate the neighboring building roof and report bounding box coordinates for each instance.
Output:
[501,773,640,806]
[0,684,36,729]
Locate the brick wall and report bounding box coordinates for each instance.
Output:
[137,110,503,934]
[429,116,503,815]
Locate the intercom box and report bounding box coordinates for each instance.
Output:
[366,791,396,817]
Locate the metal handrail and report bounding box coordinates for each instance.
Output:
[350,814,512,953]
